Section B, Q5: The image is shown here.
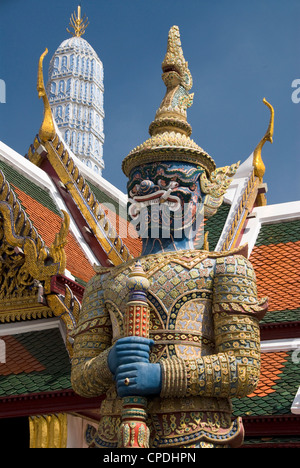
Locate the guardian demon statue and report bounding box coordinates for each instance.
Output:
[71,26,267,448]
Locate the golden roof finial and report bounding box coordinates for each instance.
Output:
[253,98,274,182]
[37,48,55,142]
[67,5,89,37]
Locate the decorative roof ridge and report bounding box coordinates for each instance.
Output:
[52,124,127,209]
[37,49,56,143]
[35,131,132,266]
[253,98,274,184]
[0,140,52,192]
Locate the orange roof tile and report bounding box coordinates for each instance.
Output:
[248,352,288,397]
[250,241,300,312]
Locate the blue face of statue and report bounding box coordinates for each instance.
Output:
[127,162,205,254]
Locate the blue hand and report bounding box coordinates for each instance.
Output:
[108,336,154,375]
[115,362,162,397]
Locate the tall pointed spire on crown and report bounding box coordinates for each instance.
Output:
[149,25,194,138]
[122,26,216,178]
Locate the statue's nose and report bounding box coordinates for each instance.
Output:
[137,180,157,196]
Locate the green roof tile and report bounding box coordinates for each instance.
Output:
[261,308,300,324]
[0,329,71,397]
[205,203,231,251]
[232,351,299,417]
[255,220,300,246]
[194,202,230,250]
[0,159,61,216]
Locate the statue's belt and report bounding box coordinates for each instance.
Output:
[149,329,215,349]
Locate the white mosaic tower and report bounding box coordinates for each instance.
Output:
[46,7,105,175]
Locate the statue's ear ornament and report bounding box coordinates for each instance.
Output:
[200,162,239,218]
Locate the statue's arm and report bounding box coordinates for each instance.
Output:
[160,255,268,399]
[71,275,114,398]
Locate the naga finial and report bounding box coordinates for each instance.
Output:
[253,98,274,182]
[37,48,55,142]
[67,5,89,38]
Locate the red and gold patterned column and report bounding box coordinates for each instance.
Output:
[118,261,151,448]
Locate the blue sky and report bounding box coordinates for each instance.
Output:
[0,0,299,205]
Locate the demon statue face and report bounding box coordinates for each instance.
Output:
[127,161,205,255]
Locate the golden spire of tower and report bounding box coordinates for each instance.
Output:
[67,5,89,37]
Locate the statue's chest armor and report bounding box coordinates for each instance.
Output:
[103,251,216,361]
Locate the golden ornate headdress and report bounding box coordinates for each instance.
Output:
[122,26,217,178]
[122,26,238,217]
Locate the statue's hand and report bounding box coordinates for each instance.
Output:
[107,336,154,375]
[115,362,162,397]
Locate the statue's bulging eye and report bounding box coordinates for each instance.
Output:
[157,179,166,188]
[128,184,141,197]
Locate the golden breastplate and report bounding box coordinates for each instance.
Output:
[101,250,217,362]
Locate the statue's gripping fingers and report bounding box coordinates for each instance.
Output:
[108,336,155,374]
[107,336,162,397]
[115,362,162,397]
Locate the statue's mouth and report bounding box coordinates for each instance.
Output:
[162,64,181,78]
[128,190,181,219]
[162,65,177,73]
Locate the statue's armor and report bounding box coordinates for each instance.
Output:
[71,248,267,448]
